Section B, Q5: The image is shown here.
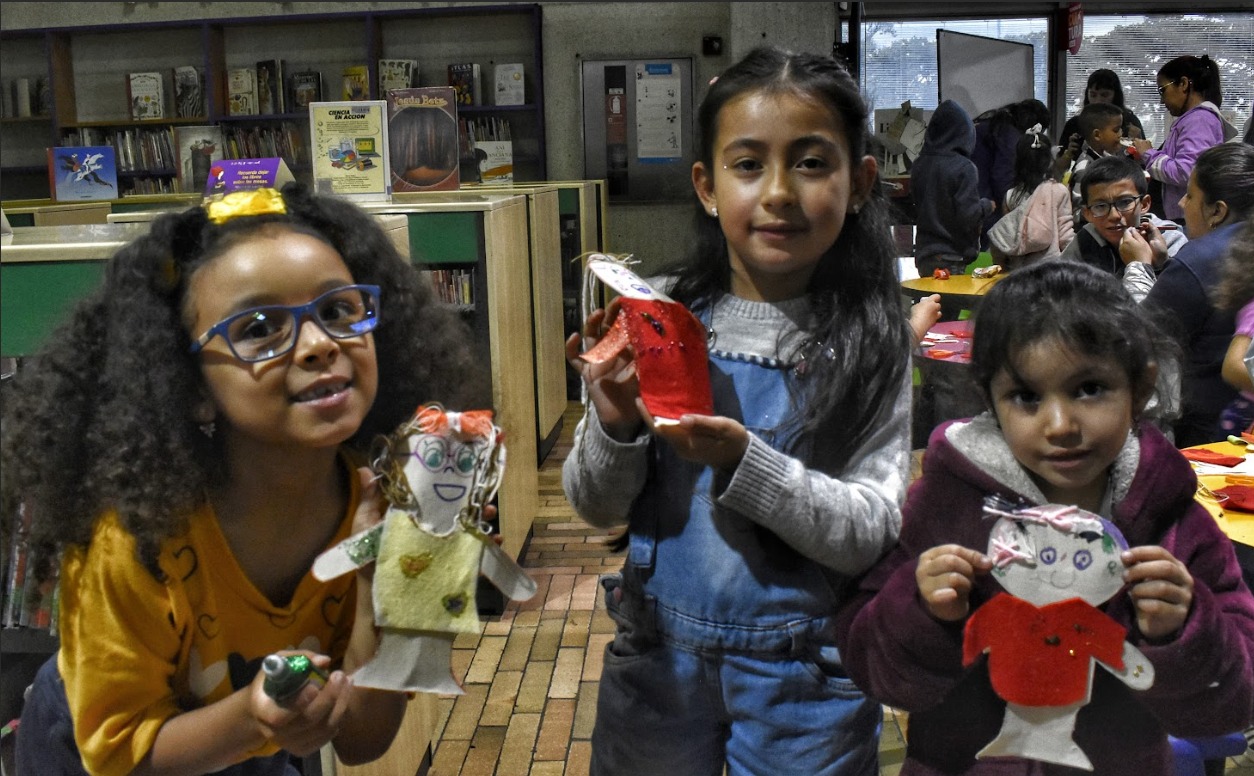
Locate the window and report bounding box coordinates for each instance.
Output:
[1066,13,1254,145]
[860,18,1049,120]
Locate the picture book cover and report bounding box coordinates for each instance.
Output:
[127,71,165,120]
[386,87,459,192]
[228,68,257,116]
[172,65,204,118]
[493,63,525,106]
[290,70,323,111]
[204,157,295,199]
[476,140,513,184]
[174,125,225,195]
[342,65,370,101]
[378,58,418,95]
[447,63,481,106]
[48,145,118,201]
[256,59,285,114]
[310,100,390,201]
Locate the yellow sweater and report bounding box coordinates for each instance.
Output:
[57,479,359,776]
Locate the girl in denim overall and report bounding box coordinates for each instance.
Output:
[563,47,914,775]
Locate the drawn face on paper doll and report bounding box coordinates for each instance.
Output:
[402,430,480,534]
[988,510,1129,607]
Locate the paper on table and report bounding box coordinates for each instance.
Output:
[1190,453,1254,477]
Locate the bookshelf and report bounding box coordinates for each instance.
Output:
[0,4,546,200]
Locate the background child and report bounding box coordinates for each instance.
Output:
[987,127,1073,269]
[1216,220,1254,437]
[837,259,1254,775]
[563,47,913,775]
[911,99,996,281]
[1059,155,1187,285]
[1063,101,1127,211]
[2,184,483,775]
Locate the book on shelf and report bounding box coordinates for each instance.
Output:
[447,62,481,107]
[386,87,459,192]
[341,65,370,101]
[220,122,309,170]
[493,63,525,106]
[228,68,258,116]
[309,100,390,201]
[205,157,295,199]
[174,125,225,195]
[4,501,60,634]
[47,145,118,201]
[378,58,418,96]
[127,71,165,120]
[172,65,205,119]
[465,116,512,183]
[421,268,475,307]
[289,70,323,111]
[256,59,285,114]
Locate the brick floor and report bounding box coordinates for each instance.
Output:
[425,402,1254,775]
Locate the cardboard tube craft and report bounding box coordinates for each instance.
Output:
[313,404,537,693]
[577,254,714,422]
[964,496,1154,770]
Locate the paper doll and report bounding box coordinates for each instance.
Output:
[577,254,713,423]
[963,497,1154,770]
[313,404,536,694]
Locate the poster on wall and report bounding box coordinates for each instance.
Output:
[635,62,683,164]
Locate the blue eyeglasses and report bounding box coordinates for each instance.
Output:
[190,284,381,363]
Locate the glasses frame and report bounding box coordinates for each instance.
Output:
[1084,195,1145,219]
[1156,80,1180,97]
[189,283,381,363]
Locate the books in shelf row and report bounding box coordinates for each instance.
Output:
[422,268,475,307]
[3,76,49,119]
[449,62,526,107]
[4,500,60,635]
[125,67,207,121]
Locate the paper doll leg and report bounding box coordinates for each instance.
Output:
[480,542,539,602]
[977,701,1091,770]
[352,629,464,695]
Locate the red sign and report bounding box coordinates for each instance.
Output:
[1067,3,1083,55]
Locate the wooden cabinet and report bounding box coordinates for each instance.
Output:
[0,4,546,200]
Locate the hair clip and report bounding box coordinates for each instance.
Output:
[1025,123,1044,149]
[204,188,287,225]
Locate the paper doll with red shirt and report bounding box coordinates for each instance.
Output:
[964,498,1155,770]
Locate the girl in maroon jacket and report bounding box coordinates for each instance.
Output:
[838,259,1254,775]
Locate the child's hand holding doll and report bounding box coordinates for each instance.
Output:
[1122,545,1195,640]
[915,544,993,622]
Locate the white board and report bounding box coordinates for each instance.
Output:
[937,30,1034,120]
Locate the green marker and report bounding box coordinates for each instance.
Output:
[261,654,327,704]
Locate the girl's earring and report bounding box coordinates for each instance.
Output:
[710,206,718,217]
[199,420,216,439]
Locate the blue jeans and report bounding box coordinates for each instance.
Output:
[590,634,880,776]
[17,655,299,776]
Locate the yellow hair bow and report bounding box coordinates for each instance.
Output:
[205,188,287,224]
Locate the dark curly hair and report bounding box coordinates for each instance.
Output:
[1,183,485,578]
[663,46,910,474]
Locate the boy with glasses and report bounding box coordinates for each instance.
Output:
[1059,156,1186,288]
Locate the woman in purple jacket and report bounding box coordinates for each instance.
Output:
[837,260,1254,775]
[1132,55,1238,221]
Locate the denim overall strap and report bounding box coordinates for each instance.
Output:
[620,337,845,655]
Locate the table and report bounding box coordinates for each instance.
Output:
[1187,439,1254,547]
[912,320,985,448]
[901,273,1002,308]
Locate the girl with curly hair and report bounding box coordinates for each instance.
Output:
[3,183,483,776]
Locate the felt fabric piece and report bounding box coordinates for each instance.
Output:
[578,297,714,422]
[1181,448,1245,467]
[965,594,1128,706]
[1215,484,1254,512]
[373,508,488,634]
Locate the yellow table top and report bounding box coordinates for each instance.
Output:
[1188,440,1254,547]
[901,273,1002,303]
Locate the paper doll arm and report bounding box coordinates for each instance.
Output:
[312,522,383,581]
[479,540,538,602]
[1102,641,1154,691]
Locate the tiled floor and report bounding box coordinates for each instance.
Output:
[425,402,1253,776]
